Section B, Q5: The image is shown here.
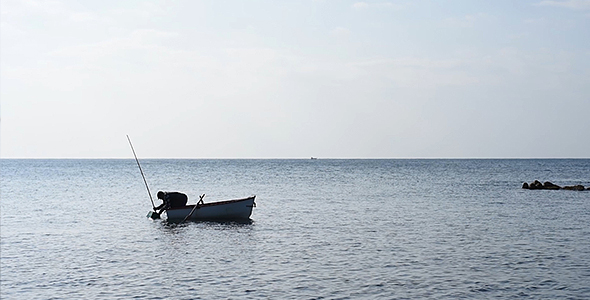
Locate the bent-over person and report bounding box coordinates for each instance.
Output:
[155,191,188,214]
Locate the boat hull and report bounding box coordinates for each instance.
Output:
[165,196,256,221]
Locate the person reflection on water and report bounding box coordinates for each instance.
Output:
[154,191,188,214]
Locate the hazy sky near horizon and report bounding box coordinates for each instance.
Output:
[1,0,589,158]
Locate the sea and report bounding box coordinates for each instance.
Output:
[1,159,589,299]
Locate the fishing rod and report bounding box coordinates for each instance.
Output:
[126,135,158,215]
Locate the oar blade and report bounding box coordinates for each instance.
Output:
[147,211,160,219]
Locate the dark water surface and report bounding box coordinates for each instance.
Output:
[1,159,589,299]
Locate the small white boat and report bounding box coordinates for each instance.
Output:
[164,196,256,221]
[127,136,256,222]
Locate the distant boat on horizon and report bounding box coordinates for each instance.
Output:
[311,157,318,160]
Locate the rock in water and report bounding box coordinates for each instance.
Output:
[532,180,543,189]
[563,185,585,191]
[522,180,587,191]
[543,181,561,190]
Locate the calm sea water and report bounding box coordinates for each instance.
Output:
[1,159,589,299]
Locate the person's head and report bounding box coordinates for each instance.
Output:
[157,191,165,199]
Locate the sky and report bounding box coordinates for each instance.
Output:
[1,0,589,158]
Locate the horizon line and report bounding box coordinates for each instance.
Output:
[1,157,589,160]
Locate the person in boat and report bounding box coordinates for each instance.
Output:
[155,191,188,213]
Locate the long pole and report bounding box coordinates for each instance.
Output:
[127,135,156,211]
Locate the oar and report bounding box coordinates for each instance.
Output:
[181,194,205,223]
[146,210,161,219]
[127,135,159,219]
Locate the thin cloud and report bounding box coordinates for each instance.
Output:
[352,2,369,9]
[523,17,546,24]
[347,57,478,89]
[443,13,489,28]
[535,0,590,9]
[47,29,181,66]
[69,12,99,22]
[330,27,351,37]
[352,2,405,9]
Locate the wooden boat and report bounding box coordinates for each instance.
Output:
[164,196,256,221]
[127,136,256,222]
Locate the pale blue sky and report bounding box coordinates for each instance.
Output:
[1,0,589,158]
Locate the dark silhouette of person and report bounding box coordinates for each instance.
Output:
[155,191,188,213]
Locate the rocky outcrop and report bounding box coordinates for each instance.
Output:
[542,181,561,190]
[522,180,588,191]
[562,185,586,191]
